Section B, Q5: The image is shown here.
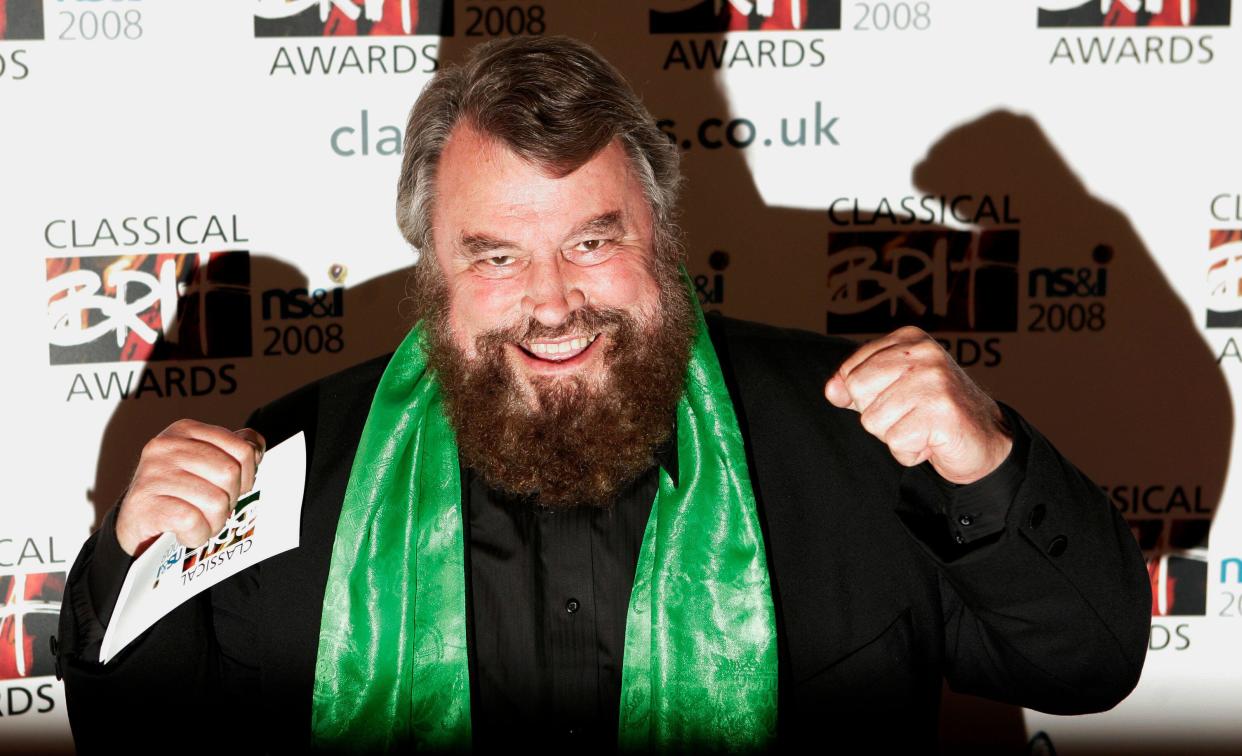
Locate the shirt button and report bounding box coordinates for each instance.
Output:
[565,598,580,614]
[1028,504,1047,529]
[958,514,974,527]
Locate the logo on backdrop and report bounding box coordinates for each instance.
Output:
[46,252,252,365]
[258,0,449,76]
[0,0,41,81]
[825,195,1022,367]
[254,0,453,36]
[1207,230,1242,328]
[0,0,42,40]
[651,0,837,70]
[1037,0,1231,27]
[0,536,67,717]
[1039,0,1229,64]
[825,229,1020,334]
[0,572,63,682]
[1110,483,1210,650]
[650,0,840,32]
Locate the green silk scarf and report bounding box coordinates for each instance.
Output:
[311,272,777,752]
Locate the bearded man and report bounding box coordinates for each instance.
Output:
[57,36,1149,753]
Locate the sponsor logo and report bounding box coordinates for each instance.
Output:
[0,571,63,681]
[46,252,252,365]
[1037,0,1230,27]
[695,250,730,309]
[261,286,346,357]
[254,0,453,37]
[0,0,43,41]
[650,0,840,33]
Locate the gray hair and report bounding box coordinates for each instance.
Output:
[395,36,685,276]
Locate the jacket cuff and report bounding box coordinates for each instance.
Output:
[896,402,1031,555]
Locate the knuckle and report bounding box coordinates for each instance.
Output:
[222,455,243,486]
[170,506,202,536]
[205,485,231,515]
[166,418,199,435]
[141,434,170,459]
[908,339,943,362]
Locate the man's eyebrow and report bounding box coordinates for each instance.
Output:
[567,210,626,240]
[457,232,516,259]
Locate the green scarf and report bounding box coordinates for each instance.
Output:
[310,272,777,751]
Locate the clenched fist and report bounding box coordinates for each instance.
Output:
[114,419,266,557]
[824,326,1012,485]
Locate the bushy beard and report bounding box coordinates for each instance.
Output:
[417,265,696,508]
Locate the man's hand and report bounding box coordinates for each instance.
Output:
[114,419,266,557]
[824,326,1012,485]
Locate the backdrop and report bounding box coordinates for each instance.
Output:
[1,0,1238,752]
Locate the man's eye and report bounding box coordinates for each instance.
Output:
[577,239,607,253]
[484,255,516,267]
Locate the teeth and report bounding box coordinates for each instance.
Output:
[524,333,598,358]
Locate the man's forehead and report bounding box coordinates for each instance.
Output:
[436,123,649,247]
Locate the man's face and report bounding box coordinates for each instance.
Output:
[431,122,664,409]
[420,122,694,507]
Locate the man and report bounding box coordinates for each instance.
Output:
[57,35,1149,752]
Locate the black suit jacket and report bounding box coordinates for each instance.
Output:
[57,314,1150,752]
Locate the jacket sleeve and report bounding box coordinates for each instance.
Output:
[893,404,1150,714]
[56,519,226,750]
[55,410,268,752]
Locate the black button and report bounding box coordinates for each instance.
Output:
[958,514,974,527]
[565,598,580,614]
[954,535,966,545]
[50,635,61,681]
[1047,535,1068,557]
[1028,504,1046,530]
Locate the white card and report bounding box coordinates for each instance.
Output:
[99,431,307,664]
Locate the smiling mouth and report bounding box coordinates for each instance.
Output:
[517,333,600,363]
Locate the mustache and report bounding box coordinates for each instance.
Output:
[473,305,638,352]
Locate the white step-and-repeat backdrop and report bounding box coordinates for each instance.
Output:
[1,1,1239,752]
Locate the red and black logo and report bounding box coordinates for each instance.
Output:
[254,0,454,37]
[825,230,1020,334]
[1129,517,1209,616]
[46,252,252,365]
[0,572,63,680]
[650,0,840,33]
[1037,0,1230,27]
[1206,229,1242,328]
[0,0,43,40]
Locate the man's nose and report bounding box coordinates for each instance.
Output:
[522,254,586,327]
